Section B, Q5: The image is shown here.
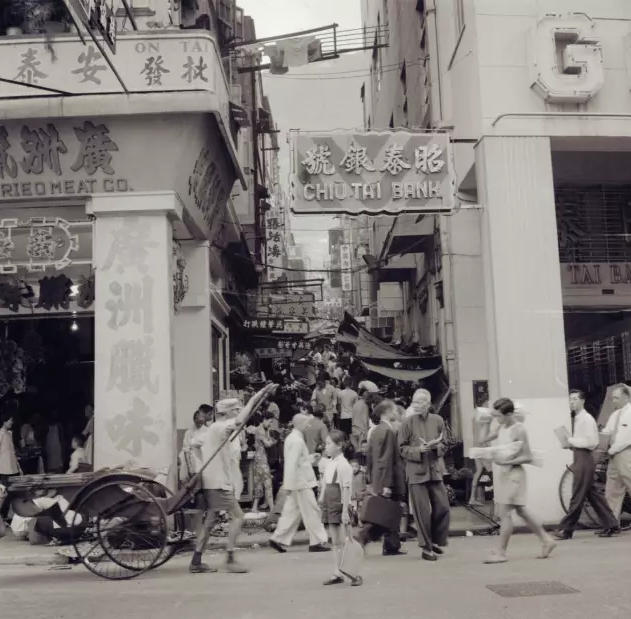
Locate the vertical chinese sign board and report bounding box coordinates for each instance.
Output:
[93,207,175,474]
[340,243,352,292]
[290,131,454,215]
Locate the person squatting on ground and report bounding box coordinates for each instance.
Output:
[355,400,406,556]
[483,397,556,564]
[398,389,450,561]
[554,389,619,540]
[602,383,631,525]
[319,430,362,587]
[269,413,330,553]
[188,387,276,574]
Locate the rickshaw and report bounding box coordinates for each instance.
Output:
[2,384,277,580]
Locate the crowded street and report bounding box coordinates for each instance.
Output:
[3,0,631,617]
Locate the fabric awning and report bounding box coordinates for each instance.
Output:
[362,361,440,382]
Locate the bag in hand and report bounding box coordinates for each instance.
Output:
[360,495,402,531]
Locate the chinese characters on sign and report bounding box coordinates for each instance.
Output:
[291,131,454,215]
[340,244,352,292]
[101,218,162,460]
[2,36,217,95]
[0,120,129,199]
[265,209,284,281]
[244,318,285,331]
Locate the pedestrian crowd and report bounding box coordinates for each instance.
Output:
[2,343,630,584]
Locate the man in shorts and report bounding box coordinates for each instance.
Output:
[189,385,276,574]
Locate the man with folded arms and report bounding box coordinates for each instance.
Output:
[398,389,450,561]
[554,389,619,540]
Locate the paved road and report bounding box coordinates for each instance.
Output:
[1,532,630,619]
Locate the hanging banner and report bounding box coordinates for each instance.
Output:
[340,243,352,292]
[290,130,454,215]
[265,209,284,281]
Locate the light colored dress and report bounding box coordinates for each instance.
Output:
[493,423,528,506]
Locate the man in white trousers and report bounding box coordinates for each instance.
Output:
[269,413,330,553]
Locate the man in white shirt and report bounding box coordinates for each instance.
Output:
[554,390,619,539]
[602,383,631,523]
[337,379,358,435]
[189,384,276,574]
[269,413,330,553]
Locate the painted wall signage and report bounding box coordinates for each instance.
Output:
[530,13,604,103]
[562,262,631,305]
[0,115,236,241]
[94,213,173,470]
[0,33,217,95]
[0,120,127,199]
[290,131,454,215]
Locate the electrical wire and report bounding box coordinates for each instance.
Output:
[262,60,425,80]
[257,57,424,77]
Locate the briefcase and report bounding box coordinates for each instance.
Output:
[360,495,402,531]
[339,533,364,580]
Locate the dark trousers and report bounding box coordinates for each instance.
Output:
[356,517,401,553]
[339,418,352,436]
[409,481,450,549]
[559,449,618,532]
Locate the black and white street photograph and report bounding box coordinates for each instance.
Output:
[1,1,630,617]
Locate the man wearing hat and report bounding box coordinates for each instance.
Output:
[189,387,275,574]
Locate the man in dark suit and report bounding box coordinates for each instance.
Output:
[355,400,406,556]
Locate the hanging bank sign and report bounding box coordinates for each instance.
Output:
[289,131,454,216]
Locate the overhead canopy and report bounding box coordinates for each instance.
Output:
[362,362,440,382]
[337,312,416,359]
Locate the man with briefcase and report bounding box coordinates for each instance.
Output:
[355,400,407,556]
[398,389,450,562]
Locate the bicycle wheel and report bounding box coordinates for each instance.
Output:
[558,467,599,528]
[71,481,167,580]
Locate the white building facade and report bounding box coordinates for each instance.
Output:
[361,0,631,521]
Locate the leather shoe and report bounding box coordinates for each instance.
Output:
[189,563,218,574]
[269,539,287,553]
[421,550,437,561]
[323,576,344,585]
[382,549,407,556]
[432,545,445,555]
[598,527,620,537]
[309,544,331,552]
[552,530,573,540]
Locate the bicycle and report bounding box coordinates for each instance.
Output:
[558,449,631,529]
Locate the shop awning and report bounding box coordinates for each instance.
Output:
[337,312,416,359]
[362,361,440,382]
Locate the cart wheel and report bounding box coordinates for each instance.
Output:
[558,467,599,528]
[137,480,187,569]
[71,481,168,580]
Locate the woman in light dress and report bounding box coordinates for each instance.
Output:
[483,397,556,564]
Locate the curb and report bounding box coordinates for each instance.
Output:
[0,526,499,567]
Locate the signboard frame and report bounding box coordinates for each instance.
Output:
[289,129,455,216]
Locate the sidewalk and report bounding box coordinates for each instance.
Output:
[0,527,311,567]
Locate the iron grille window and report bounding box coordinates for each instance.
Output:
[556,185,631,263]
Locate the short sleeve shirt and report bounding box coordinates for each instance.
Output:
[322,454,353,489]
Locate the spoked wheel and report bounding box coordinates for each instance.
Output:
[558,467,600,528]
[71,480,168,580]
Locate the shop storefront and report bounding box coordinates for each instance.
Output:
[0,30,247,483]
